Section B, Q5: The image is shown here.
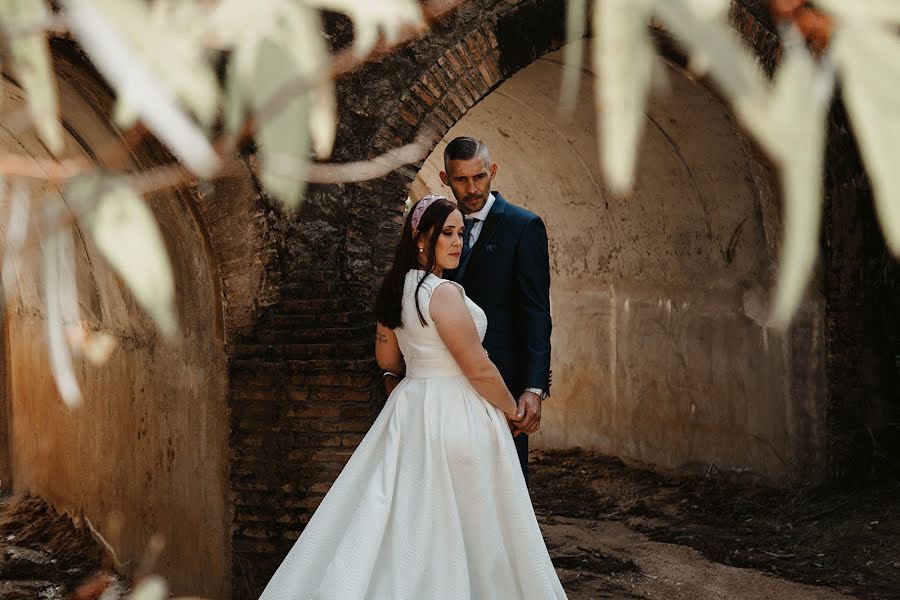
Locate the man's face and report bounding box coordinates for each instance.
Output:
[440,157,497,215]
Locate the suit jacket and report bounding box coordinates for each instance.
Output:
[446,193,551,396]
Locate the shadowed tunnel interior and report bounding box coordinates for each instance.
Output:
[413,44,829,483]
[0,54,230,598]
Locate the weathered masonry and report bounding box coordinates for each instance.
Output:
[0,2,895,599]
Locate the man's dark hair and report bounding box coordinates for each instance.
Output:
[443,136,491,172]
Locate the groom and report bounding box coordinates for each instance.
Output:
[441,136,552,482]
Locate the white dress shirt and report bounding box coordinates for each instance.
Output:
[465,192,495,248]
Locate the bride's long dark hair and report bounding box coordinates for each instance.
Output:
[375,197,459,328]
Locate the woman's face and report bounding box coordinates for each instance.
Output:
[420,209,464,274]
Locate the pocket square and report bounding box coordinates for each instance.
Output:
[485,244,497,253]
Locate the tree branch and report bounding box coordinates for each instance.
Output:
[0,0,468,192]
[252,0,468,142]
[0,154,88,181]
[133,132,434,195]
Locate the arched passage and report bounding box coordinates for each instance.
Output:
[411,44,827,482]
[0,52,230,597]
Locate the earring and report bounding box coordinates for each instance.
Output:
[418,248,424,253]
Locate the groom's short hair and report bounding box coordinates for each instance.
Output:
[444,136,492,172]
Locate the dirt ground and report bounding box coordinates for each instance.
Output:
[0,495,108,599]
[0,448,897,599]
[530,448,900,600]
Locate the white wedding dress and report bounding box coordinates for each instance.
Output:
[258,269,567,600]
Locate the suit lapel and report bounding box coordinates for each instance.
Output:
[458,193,506,281]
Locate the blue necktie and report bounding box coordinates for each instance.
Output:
[462,218,478,260]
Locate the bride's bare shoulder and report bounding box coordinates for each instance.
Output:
[431,280,465,300]
[428,281,467,320]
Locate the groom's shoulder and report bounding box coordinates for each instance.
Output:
[495,194,542,224]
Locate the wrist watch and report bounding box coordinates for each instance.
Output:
[524,387,548,401]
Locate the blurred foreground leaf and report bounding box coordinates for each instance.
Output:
[87,0,218,126]
[252,37,312,210]
[306,0,425,57]
[40,198,81,407]
[831,24,900,256]
[816,0,900,26]
[684,0,729,20]
[761,35,833,328]
[559,0,586,113]
[216,0,335,202]
[127,575,167,600]
[653,0,769,112]
[595,0,656,193]
[64,0,219,176]
[69,175,178,338]
[0,0,64,155]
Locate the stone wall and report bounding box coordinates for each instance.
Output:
[411,46,821,481]
[1,48,230,598]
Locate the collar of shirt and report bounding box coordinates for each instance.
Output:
[465,192,495,221]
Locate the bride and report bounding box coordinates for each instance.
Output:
[258,194,567,599]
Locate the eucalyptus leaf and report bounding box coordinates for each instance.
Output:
[69,175,179,338]
[66,0,220,127]
[0,0,64,155]
[309,81,337,159]
[222,56,246,137]
[40,199,82,407]
[596,0,656,193]
[559,0,586,113]
[216,0,336,159]
[126,575,168,600]
[1,182,28,306]
[204,0,282,50]
[832,25,900,256]
[766,39,833,328]
[279,2,335,158]
[685,0,729,20]
[305,0,424,57]
[816,0,900,26]
[66,324,116,365]
[252,38,312,210]
[223,33,265,137]
[65,0,219,176]
[113,98,139,129]
[654,0,769,108]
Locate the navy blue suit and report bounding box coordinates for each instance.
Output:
[446,193,552,481]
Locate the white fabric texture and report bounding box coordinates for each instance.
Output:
[258,269,567,600]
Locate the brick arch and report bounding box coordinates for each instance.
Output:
[360,0,886,485]
[370,20,504,157]
[370,0,782,190]
[190,159,282,345]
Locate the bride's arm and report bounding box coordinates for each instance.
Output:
[429,283,521,419]
[376,323,405,375]
[376,323,405,394]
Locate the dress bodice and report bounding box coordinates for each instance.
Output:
[395,270,487,379]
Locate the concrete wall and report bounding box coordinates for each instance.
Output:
[413,47,828,482]
[0,56,230,598]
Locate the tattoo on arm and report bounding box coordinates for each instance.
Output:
[376,331,388,344]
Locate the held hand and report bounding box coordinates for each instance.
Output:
[516,391,542,435]
[505,405,524,436]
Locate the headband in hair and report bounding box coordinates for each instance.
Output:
[410,194,446,231]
